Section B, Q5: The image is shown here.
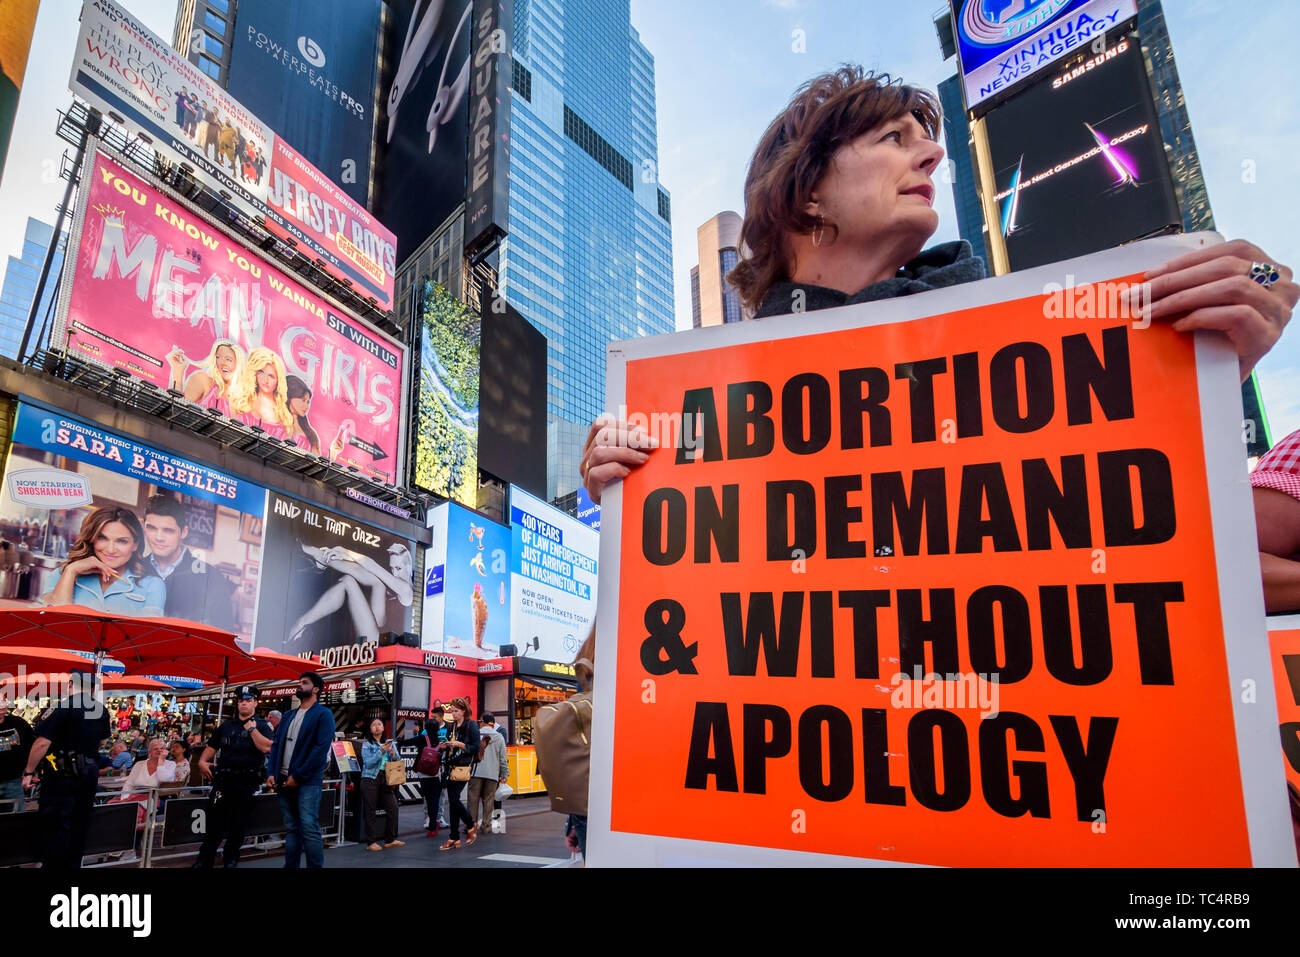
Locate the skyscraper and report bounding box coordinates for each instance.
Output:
[499,0,675,500]
[936,75,989,267]
[0,218,66,360]
[690,211,746,328]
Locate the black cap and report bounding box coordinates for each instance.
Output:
[236,685,260,700]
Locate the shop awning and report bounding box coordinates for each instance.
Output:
[184,664,395,700]
[517,674,579,694]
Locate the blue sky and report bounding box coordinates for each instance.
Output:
[2,0,1297,438]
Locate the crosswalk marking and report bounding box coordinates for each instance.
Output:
[478,853,568,865]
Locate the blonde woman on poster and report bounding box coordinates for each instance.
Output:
[288,543,414,644]
[166,339,245,416]
[229,347,296,439]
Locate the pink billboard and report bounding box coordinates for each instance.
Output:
[56,147,407,485]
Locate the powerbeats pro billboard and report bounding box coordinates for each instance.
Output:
[56,147,408,485]
[952,0,1137,110]
[226,0,383,209]
[69,0,396,309]
[985,32,1180,271]
[422,501,511,658]
[0,402,265,647]
[509,486,597,662]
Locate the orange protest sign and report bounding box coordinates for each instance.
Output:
[589,237,1295,867]
[1267,621,1300,795]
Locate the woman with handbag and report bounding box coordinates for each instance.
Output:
[397,712,449,838]
[439,698,480,850]
[359,719,405,852]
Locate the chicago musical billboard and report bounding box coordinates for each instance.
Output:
[56,147,408,485]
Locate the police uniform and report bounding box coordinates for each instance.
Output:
[195,686,273,868]
[31,688,110,869]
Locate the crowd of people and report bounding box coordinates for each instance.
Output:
[173,87,267,187]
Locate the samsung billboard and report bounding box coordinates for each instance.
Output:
[984,30,1180,271]
[952,0,1137,111]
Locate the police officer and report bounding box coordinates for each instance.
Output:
[193,685,273,867]
[21,669,110,869]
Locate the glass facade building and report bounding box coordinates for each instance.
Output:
[0,219,66,360]
[500,0,675,500]
[937,74,990,268]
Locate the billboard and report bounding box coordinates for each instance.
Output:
[57,147,408,485]
[251,491,415,656]
[69,0,396,309]
[985,32,1180,271]
[0,0,39,185]
[465,0,512,254]
[478,292,546,496]
[413,282,479,504]
[421,501,511,658]
[952,0,1137,111]
[509,485,597,662]
[226,0,383,208]
[0,402,265,647]
[377,0,472,262]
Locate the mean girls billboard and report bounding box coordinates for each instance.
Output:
[54,147,408,485]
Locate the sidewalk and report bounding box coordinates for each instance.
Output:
[200,795,580,869]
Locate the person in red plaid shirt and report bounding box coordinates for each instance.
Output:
[1252,428,1300,613]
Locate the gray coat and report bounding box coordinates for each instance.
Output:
[471,728,508,781]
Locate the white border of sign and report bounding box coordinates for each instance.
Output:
[589,233,1297,867]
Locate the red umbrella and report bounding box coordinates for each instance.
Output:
[0,645,105,675]
[134,647,310,724]
[17,672,171,692]
[0,605,249,672]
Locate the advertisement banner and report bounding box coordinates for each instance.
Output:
[0,402,265,648]
[378,0,472,261]
[464,0,512,254]
[985,30,1180,271]
[58,147,407,485]
[509,486,597,662]
[68,0,396,310]
[253,491,414,656]
[590,236,1295,867]
[1267,617,1300,797]
[414,282,478,503]
[575,486,601,531]
[226,0,382,208]
[444,502,510,658]
[0,0,40,185]
[953,0,1138,111]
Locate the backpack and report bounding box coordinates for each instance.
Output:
[534,671,592,815]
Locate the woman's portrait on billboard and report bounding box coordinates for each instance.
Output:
[43,505,165,617]
[229,347,296,439]
[166,338,245,417]
[287,542,414,644]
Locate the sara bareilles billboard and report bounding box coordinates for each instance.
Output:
[952,0,1137,110]
[55,146,408,485]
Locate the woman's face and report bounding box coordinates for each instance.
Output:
[389,549,411,578]
[370,719,385,739]
[215,345,237,380]
[811,112,944,260]
[93,521,137,571]
[289,391,311,416]
[255,363,278,396]
[449,704,465,723]
[148,740,165,761]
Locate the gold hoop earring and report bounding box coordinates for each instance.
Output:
[812,215,824,248]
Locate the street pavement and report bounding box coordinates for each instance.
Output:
[141,795,581,869]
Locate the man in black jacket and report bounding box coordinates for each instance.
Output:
[143,494,235,630]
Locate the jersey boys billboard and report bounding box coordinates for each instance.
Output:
[56,148,407,485]
[68,0,396,309]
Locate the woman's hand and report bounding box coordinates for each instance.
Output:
[66,556,118,584]
[1143,239,1297,381]
[579,415,659,504]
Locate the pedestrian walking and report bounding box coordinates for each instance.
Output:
[359,718,404,852]
[266,672,335,868]
[0,693,34,812]
[398,710,449,837]
[468,713,508,837]
[438,697,479,850]
[193,685,273,868]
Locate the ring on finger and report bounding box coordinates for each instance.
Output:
[1250,261,1281,290]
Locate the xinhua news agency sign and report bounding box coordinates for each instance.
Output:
[953,0,1137,110]
[589,235,1295,868]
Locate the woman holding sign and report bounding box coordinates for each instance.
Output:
[579,66,1297,501]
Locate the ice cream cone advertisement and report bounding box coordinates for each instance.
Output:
[421,501,511,657]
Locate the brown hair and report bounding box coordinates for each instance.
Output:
[64,505,150,579]
[448,697,471,719]
[574,620,595,692]
[727,66,941,311]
